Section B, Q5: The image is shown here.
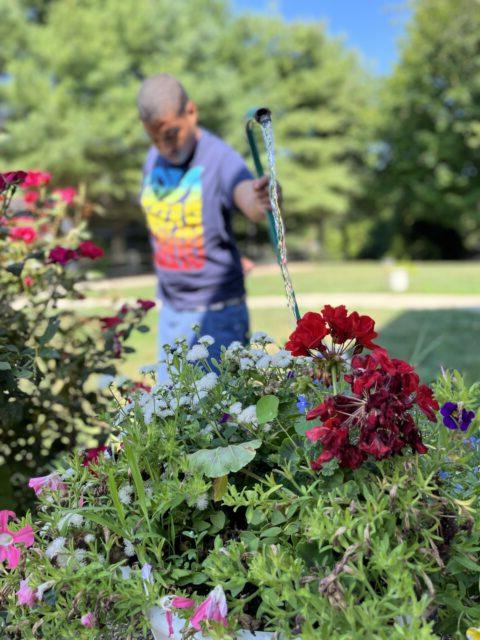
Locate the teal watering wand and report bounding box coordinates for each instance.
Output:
[245,107,301,322]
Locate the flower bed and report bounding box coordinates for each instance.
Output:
[1,306,480,639]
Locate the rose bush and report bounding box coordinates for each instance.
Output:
[0,171,155,512]
[1,312,479,639]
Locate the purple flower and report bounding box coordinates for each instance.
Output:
[141,563,153,584]
[219,413,231,424]
[440,402,475,432]
[296,395,309,414]
[438,470,450,480]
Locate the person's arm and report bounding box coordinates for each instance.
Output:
[233,176,270,223]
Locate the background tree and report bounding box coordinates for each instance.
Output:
[364,0,480,260]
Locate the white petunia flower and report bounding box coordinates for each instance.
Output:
[199,335,215,346]
[118,484,134,505]
[187,344,209,362]
[228,402,242,416]
[196,372,218,393]
[124,540,135,557]
[237,405,258,427]
[45,537,66,559]
[195,494,209,510]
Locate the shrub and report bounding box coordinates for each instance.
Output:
[0,171,155,512]
[1,310,479,639]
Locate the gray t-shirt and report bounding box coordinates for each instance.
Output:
[141,128,253,310]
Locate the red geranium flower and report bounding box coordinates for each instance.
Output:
[285,311,329,356]
[48,246,78,265]
[9,226,37,244]
[137,299,156,311]
[78,240,104,260]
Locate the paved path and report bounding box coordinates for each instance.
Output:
[68,291,480,311]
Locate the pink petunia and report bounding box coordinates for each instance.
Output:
[160,594,195,637]
[77,240,104,260]
[190,585,228,631]
[28,472,67,497]
[16,578,37,608]
[48,245,78,265]
[54,187,77,204]
[9,226,37,244]
[0,510,34,570]
[80,612,95,628]
[21,171,52,189]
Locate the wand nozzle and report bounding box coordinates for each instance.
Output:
[253,108,272,125]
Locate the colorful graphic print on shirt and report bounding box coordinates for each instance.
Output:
[141,165,205,271]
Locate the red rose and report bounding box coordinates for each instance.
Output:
[137,299,156,311]
[2,171,28,186]
[78,240,104,260]
[9,226,37,244]
[48,246,78,265]
[285,311,329,356]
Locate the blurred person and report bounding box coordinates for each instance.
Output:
[137,73,269,372]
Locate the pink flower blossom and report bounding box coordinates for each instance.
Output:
[54,187,77,204]
[100,316,121,331]
[24,276,34,287]
[21,171,52,188]
[77,240,104,260]
[16,579,37,608]
[190,586,228,631]
[80,612,95,628]
[28,472,67,497]
[23,191,39,204]
[0,510,34,570]
[160,595,195,637]
[0,171,28,192]
[48,245,78,265]
[9,226,37,244]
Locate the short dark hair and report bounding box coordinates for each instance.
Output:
[137,73,189,123]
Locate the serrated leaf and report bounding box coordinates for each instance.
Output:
[188,440,261,478]
[256,395,279,425]
[294,415,311,437]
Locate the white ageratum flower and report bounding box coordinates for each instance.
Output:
[239,357,253,370]
[124,540,135,557]
[144,481,154,499]
[58,513,84,530]
[84,534,95,544]
[62,468,75,479]
[138,390,156,424]
[228,402,242,416]
[187,344,209,362]
[45,537,66,560]
[196,372,218,393]
[199,335,215,347]
[119,565,132,580]
[74,549,87,566]
[250,331,275,344]
[118,484,134,505]
[195,494,209,510]
[256,354,272,370]
[271,349,292,368]
[225,341,243,354]
[237,405,258,427]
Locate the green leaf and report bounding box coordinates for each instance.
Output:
[256,395,279,425]
[210,511,226,531]
[39,318,60,346]
[136,325,150,333]
[294,415,311,437]
[107,469,125,523]
[0,362,12,371]
[213,475,228,501]
[6,262,24,276]
[123,442,150,529]
[188,440,261,478]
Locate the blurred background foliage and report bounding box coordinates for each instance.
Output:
[0,0,479,261]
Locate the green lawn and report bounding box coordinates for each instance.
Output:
[84,261,480,384]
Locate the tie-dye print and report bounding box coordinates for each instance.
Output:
[141,165,205,271]
[141,128,253,310]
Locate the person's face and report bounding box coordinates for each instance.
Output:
[143,100,198,165]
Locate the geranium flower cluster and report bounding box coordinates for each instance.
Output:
[286,306,439,470]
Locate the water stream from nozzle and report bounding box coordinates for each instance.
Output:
[255,111,300,322]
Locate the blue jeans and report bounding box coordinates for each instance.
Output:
[157,301,249,381]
